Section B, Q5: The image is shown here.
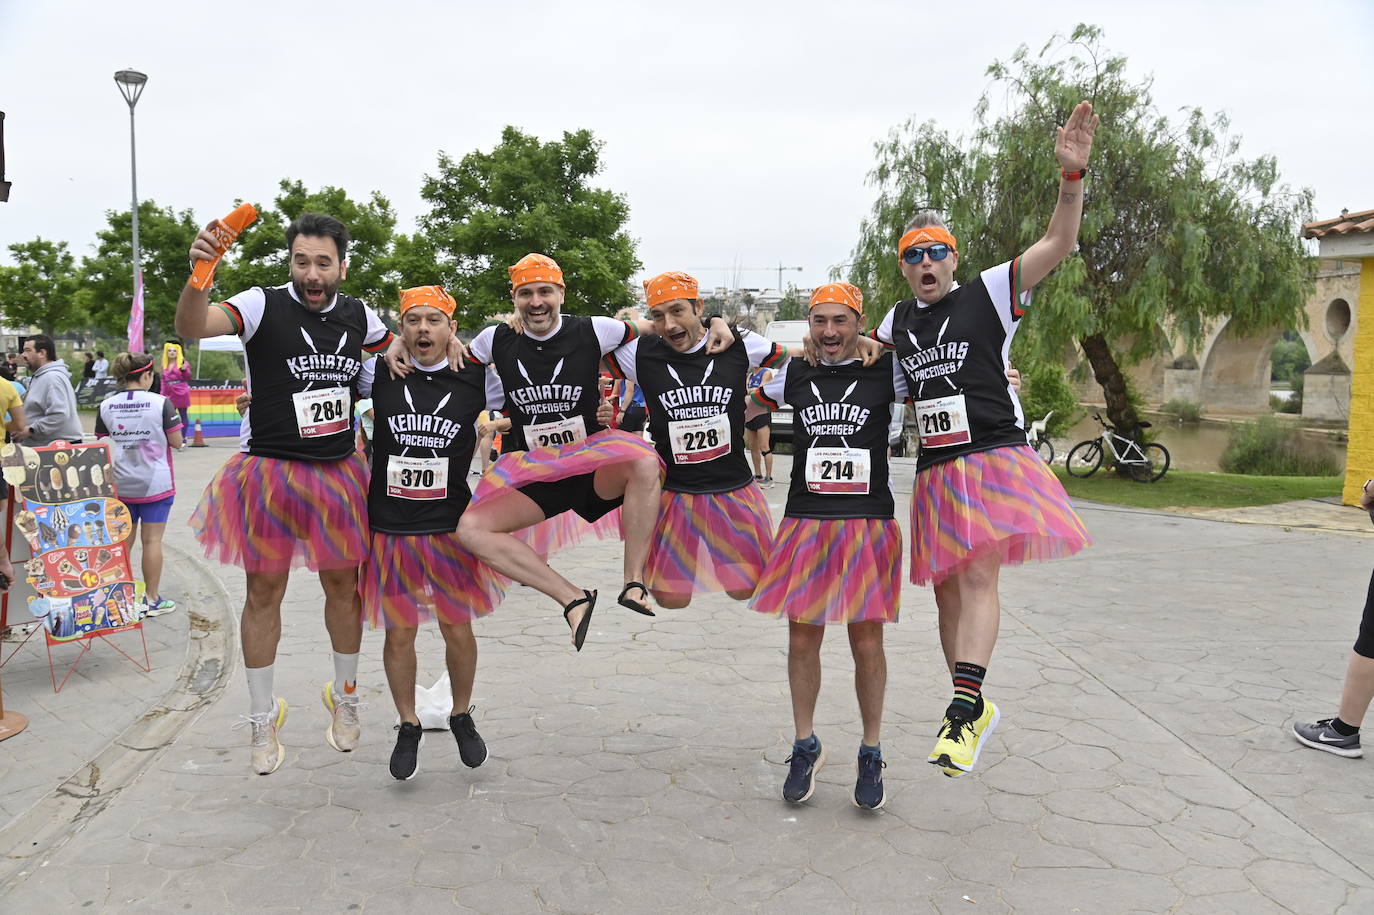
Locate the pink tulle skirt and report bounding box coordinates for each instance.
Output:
[644,483,773,599]
[360,529,506,628]
[751,517,901,625]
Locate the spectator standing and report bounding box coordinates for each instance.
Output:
[92,351,109,379]
[81,352,96,390]
[17,334,83,445]
[161,340,194,447]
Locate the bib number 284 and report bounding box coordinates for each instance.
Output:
[292,387,350,439]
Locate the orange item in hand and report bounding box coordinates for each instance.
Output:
[190,202,258,291]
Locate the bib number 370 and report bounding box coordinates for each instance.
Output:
[292,387,350,438]
[805,447,871,495]
[386,455,448,500]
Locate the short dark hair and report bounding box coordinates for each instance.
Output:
[27,334,56,361]
[96,350,105,358]
[286,212,349,262]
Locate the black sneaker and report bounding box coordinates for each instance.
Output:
[1293,718,1363,758]
[782,737,825,803]
[853,746,886,809]
[390,721,424,780]
[449,706,488,768]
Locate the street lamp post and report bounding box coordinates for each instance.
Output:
[114,69,147,350]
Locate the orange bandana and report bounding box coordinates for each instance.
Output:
[508,253,564,289]
[643,271,700,308]
[399,285,457,317]
[898,226,958,257]
[809,282,864,315]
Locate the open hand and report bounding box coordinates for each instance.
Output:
[1055,101,1099,173]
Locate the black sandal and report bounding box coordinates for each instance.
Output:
[563,589,597,652]
[617,581,655,617]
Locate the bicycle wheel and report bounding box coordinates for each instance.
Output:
[1130,442,1170,482]
[1035,437,1055,465]
[1065,441,1102,477]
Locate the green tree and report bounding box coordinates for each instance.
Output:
[0,238,83,336]
[775,284,805,322]
[216,179,401,319]
[850,24,1314,441]
[418,127,640,327]
[1270,331,1311,382]
[77,201,200,341]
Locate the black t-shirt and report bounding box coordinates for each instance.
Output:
[220,285,391,461]
[483,317,633,452]
[606,328,782,494]
[757,353,899,520]
[366,361,489,535]
[877,260,1029,472]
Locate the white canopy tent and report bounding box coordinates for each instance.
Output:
[194,334,245,377]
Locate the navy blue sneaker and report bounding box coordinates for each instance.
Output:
[853,745,886,809]
[782,736,825,803]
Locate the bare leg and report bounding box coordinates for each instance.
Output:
[747,428,763,476]
[761,426,774,478]
[319,567,363,654]
[457,492,588,635]
[848,621,886,745]
[242,571,290,667]
[139,521,167,600]
[788,621,826,738]
[593,454,662,590]
[438,620,477,712]
[1338,652,1374,727]
[654,593,691,610]
[933,550,1002,671]
[383,627,419,724]
[726,588,756,601]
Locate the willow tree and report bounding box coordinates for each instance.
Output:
[849,24,1314,439]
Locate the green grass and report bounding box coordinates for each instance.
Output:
[1052,466,1342,509]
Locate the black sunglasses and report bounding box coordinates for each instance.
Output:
[901,243,953,265]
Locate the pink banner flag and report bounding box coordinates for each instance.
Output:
[127,270,144,353]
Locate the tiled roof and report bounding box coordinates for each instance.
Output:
[1303,208,1374,238]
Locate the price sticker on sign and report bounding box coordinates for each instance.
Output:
[386,455,448,500]
[805,447,871,494]
[915,394,972,448]
[525,415,587,450]
[667,413,731,464]
[292,387,350,438]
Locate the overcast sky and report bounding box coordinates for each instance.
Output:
[2,1,1370,300]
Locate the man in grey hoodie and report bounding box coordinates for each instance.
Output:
[18,334,83,445]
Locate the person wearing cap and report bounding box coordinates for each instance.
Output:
[601,271,789,610]
[356,286,505,781]
[448,254,736,651]
[749,282,908,810]
[871,101,1097,779]
[177,212,396,775]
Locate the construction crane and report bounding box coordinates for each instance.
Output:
[692,263,803,293]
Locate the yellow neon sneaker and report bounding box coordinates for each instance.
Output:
[928,700,1000,775]
[322,680,361,752]
[237,697,288,775]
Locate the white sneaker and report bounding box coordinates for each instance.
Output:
[236,698,288,775]
[322,681,360,752]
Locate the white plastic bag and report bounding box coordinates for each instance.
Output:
[413,673,453,730]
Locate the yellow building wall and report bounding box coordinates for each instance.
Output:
[1343,258,1374,505]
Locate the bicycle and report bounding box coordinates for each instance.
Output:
[1027,411,1054,464]
[1065,413,1170,483]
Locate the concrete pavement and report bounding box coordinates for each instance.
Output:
[3,440,1374,912]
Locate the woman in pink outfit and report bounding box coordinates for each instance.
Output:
[161,340,193,446]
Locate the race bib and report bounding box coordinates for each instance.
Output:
[386,455,448,501]
[292,387,350,438]
[525,415,587,450]
[915,394,972,448]
[806,447,871,495]
[667,413,731,464]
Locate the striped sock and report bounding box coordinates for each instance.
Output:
[947,662,986,720]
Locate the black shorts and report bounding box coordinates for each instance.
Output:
[518,472,624,523]
[745,413,771,431]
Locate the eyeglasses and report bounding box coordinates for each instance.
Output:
[901,243,953,265]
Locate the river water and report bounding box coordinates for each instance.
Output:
[1049,410,1347,473]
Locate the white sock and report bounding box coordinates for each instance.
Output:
[246,665,275,718]
[333,652,359,699]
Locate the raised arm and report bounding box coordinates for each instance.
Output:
[175,221,239,340]
[1016,101,1099,293]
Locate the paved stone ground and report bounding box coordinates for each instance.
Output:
[4,440,1374,912]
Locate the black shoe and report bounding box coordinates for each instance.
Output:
[853,746,887,810]
[449,706,488,768]
[782,737,825,803]
[390,721,423,780]
[617,580,655,616]
[563,589,597,651]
